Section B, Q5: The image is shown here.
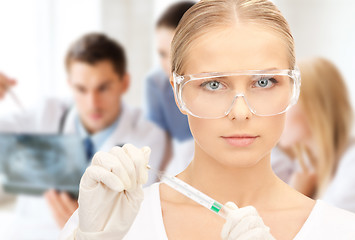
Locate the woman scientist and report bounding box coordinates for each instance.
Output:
[61,0,355,239]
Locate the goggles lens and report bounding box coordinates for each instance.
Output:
[174,70,300,118]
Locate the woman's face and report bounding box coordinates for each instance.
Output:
[182,24,290,167]
[278,101,311,148]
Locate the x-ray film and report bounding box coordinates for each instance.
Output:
[0,134,88,198]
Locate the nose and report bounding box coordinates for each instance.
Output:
[88,91,100,108]
[226,94,253,120]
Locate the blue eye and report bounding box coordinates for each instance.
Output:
[208,81,220,89]
[255,77,277,88]
[201,80,223,91]
[258,79,269,87]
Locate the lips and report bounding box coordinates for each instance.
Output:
[90,113,102,120]
[221,134,259,147]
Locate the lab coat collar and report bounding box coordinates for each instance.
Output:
[75,112,121,152]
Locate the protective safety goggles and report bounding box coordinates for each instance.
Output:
[173,68,301,119]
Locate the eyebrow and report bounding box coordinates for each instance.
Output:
[98,80,112,86]
[73,80,112,88]
[210,76,229,80]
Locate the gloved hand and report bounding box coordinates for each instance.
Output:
[221,202,275,240]
[73,144,151,240]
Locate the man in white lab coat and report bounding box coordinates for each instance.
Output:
[0,33,167,239]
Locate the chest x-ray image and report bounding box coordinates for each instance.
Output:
[0,134,87,197]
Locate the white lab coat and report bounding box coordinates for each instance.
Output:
[0,98,167,240]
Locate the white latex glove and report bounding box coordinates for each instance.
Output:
[72,144,150,240]
[221,202,275,240]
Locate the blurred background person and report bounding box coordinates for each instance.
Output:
[144,1,195,175]
[272,57,355,212]
[0,33,167,239]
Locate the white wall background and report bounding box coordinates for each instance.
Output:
[0,0,102,115]
[0,0,354,114]
[0,0,187,116]
[273,0,355,109]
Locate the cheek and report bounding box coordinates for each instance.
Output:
[188,116,208,142]
[104,86,121,101]
[187,116,220,155]
[100,90,122,116]
[73,92,86,108]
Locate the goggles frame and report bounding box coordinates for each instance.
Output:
[172,68,301,119]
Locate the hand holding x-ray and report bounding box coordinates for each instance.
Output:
[71,144,150,240]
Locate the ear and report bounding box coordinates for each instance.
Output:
[120,72,130,94]
[169,75,187,115]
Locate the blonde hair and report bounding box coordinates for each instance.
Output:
[171,0,295,75]
[296,57,353,197]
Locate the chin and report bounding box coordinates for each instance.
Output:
[85,120,105,132]
[225,157,261,169]
[211,149,260,168]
